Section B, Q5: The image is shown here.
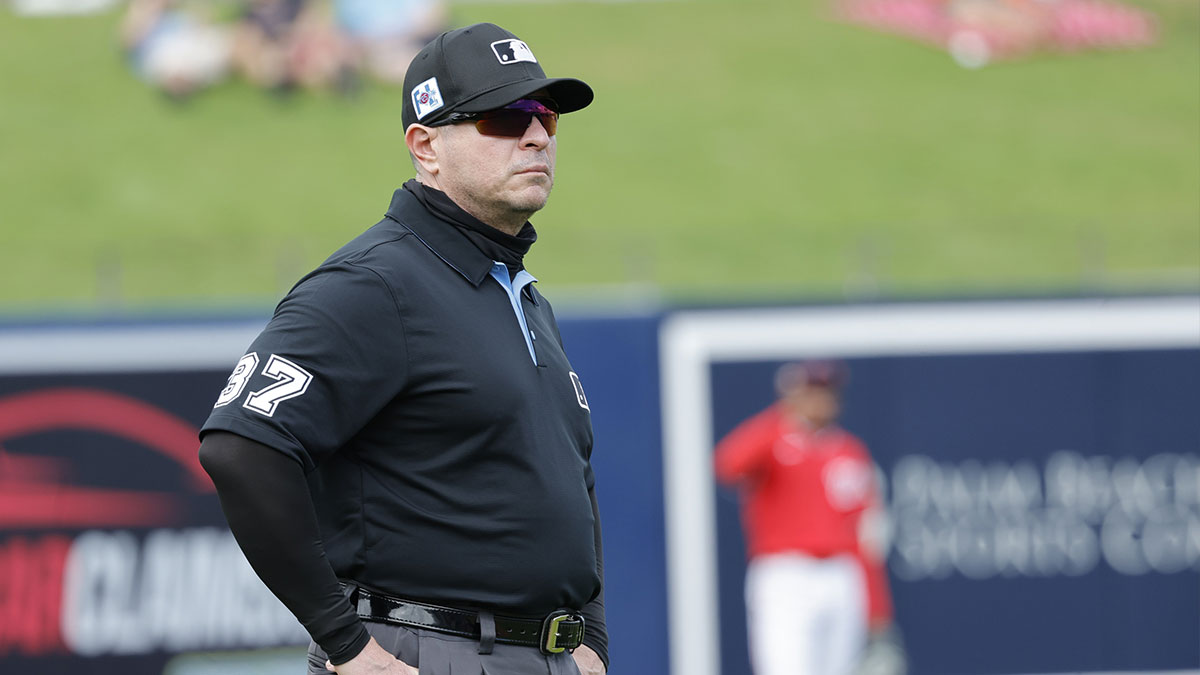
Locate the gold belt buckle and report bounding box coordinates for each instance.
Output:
[540,610,584,654]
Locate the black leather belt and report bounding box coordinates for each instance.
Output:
[347,584,585,655]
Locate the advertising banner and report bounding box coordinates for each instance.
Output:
[661,297,1200,675]
[0,366,308,674]
[710,349,1200,675]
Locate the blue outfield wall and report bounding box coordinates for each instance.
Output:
[0,297,1197,675]
[556,313,669,675]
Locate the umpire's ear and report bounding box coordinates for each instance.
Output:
[405,124,441,179]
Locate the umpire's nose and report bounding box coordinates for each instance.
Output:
[521,117,552,150]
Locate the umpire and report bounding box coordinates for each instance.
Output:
[198,23,607,675]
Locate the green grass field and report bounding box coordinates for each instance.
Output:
[1,0,1196,311]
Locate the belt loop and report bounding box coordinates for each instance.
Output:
[477,610,496,655]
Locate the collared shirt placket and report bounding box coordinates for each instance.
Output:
[488,262,539,366]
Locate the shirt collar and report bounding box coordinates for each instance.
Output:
[511,267,537,292]
[489,262,541,306]
[513,266,540,305]
[384,187,496,286]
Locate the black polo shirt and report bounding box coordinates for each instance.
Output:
[201,187,600,616]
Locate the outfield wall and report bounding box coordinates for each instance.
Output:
[0,296,1196,675]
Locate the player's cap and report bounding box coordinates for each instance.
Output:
[402,23,593,130]
[776,360,848,394]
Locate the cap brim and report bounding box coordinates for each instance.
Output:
[455,77,594,115]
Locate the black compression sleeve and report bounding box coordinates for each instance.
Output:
[198,431,370,664]
[579,486,609,669]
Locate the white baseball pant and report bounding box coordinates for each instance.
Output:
[745,551,867,675]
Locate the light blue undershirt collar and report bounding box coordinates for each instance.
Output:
[488,262,538,365]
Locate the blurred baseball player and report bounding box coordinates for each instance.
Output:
[715,360,896,675]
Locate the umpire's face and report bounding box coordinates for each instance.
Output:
[406,98,557,229]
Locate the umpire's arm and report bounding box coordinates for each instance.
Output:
[199,431,371,664]
[577,485,609,672]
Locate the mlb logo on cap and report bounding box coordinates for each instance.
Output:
[491,39,537,65]
[412,77,444,120]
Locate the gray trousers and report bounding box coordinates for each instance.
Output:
[306,620,584,675]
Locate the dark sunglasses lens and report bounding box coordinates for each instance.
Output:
[475,110,557,137]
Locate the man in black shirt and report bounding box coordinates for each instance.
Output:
[198,22,607,675]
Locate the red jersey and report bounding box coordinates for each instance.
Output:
[714,402,893,624]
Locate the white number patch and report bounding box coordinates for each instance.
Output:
[243,355,313,417]
[213,352,313,417]
[214,352,260,408]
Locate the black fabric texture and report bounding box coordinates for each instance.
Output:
[201,427,609,666]
[404,178,535,278]
[201,185,602,630]
[580,487,609,668]
[198,431,370,663]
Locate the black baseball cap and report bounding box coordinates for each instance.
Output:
[402,22,594,130]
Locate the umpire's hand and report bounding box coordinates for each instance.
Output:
[572,645,606,675]
[325,637,418,674]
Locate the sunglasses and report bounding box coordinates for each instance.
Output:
[431,99,559,137]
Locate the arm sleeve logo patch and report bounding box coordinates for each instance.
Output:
[569,371,589,411]
[412,77,444,120]
[490,39,538,65]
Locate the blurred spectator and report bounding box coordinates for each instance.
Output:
[232,0,355,94]
[837,0,1157,68]
[944,0,1055,67]
[715,361,902,675]
[120,0,237,99]
[334,0,448,84]
[12,0,119,14]
[120,0,447,97]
